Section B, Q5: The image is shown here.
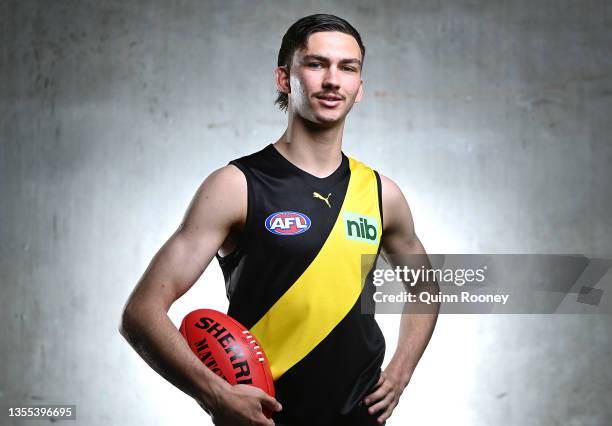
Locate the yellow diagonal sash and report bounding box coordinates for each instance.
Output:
[250,158,381,380]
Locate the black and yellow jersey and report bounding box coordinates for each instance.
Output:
[216,144,386,426]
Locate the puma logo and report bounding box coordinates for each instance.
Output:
[313,192,332,208]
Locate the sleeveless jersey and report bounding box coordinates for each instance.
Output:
[216,144,386,425]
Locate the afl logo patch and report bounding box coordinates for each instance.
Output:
[265,211,311,236]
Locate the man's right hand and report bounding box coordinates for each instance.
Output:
[203,384,282,426]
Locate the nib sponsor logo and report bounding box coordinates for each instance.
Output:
[343,212,379,244]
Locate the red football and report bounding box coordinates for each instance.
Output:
[179,309,275,399]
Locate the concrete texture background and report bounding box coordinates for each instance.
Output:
[1,0,611,424]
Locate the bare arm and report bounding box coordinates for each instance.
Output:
[363,174,440,424]
[119,165,281,425]
[380,175,440,386]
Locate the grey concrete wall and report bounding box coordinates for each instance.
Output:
[1,1,611,425]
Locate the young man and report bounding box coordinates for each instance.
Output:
[120,14,438,426]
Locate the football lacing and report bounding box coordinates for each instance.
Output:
[242,330,265,363]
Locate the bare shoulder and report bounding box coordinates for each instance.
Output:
[203,163,247,193]
[181,164,247,232]
[379,174,404,207]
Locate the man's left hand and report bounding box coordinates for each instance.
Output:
[362,370,404,424]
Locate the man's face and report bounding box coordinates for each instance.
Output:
[284,31,364,125]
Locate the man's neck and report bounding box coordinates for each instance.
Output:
[273,113,345,179]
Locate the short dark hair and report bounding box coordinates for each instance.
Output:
[274,14,366,112]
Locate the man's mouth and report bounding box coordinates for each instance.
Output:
[316,94,343,107]
[317,94,343,101]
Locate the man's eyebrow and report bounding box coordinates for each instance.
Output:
[302,54,362,67]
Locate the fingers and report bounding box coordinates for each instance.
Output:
[373,371,385,388]
[367,391,393,416]
[238,385,282,413]
[255,395,278,426]
[363,372,399,423]
[376,405,395,423]
[376,398,398,424]
[260,394,283,413]
[363,374,387,406]
[256,414,276,426]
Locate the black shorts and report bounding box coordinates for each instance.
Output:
[275,401,386,426]
[338,400,386,426]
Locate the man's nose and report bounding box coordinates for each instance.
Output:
[322,66,341,89]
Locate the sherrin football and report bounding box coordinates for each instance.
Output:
[179,309,275,399]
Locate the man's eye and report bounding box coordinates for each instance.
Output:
[343,66,357,72]
[308,62,323,68]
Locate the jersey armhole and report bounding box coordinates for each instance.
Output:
[373,169,384,231]
[218,161,253,260]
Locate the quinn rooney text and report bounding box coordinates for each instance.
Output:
[373,291,510,305]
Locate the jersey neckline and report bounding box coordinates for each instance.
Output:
[266,143,349,189]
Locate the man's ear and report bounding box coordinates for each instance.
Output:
[274,66,291,94]
[355,79,364,103]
